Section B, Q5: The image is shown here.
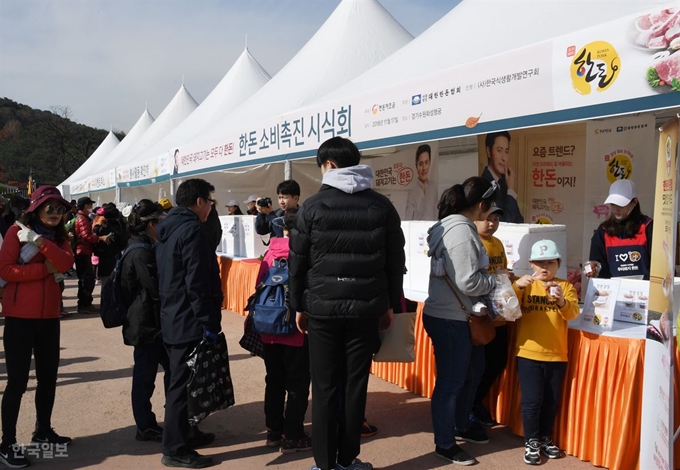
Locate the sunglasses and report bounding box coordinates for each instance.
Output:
[44,204,67,215]
[482,179,498,199]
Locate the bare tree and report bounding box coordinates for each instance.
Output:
[42,105,82,178]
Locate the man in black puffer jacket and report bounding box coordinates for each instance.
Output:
[289,137,405,470]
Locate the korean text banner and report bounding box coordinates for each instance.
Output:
[166,4,680,179]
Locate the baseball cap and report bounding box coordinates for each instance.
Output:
[77,196,95,208]
[529,239,561,261]
[488,203,504,216]
[158,198,173,211]
[243,194,258,204]
[604,179,637,207]
[27,186,71,214]
[225,199,239,207]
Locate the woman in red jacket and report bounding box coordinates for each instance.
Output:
[0,186,74,469]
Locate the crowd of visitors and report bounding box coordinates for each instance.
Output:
[0,134,653,469]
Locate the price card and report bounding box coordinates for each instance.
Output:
[614,279,649,324]
[580,278,619,331]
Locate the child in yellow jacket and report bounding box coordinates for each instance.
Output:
[512,239,579,466]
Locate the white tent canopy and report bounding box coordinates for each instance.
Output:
[103,84,199,171]
[134,46,271,166]
[321,0,676,103]
[61,130,120,186]
[192,0,413,146]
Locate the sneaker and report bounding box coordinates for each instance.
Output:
[435,444,476,466]
[187,428,214,449]
[136,424,163,442]
[455,423,489,444]
[161,450,213,468]
[77,305,99,314]
[265,430,282,448]
[336,458,373,470]
[524,439,541,465]
[361,421,378,438]
[31,428,72,445]
[471,403,497,426]
[0,443,30,468]
[280,432,312,454]
[540,436,561,459]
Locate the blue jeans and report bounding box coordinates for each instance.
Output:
[517,357,567,441]
[423,314,485,448]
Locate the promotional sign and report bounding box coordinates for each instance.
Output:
[580,278,617,331]
[88,169,116,192]
[117,152,172,186]
[169,4,680,179]
[583,114,657,265]
[614,279,649,324]
[371,141,440,221]
[640,117,679,470]
[70,179,89,196]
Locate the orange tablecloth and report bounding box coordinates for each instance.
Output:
[371,303,680,470]
[217,256,261,316]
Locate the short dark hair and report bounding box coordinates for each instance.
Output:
[316,136,361,169]
[437,176,497,220]
[283,207,298,232]
[484,131,511,151]
[175,179,215,207]
[276,179,300,197]
[415,144,431,164]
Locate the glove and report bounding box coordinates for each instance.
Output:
[203,331,219,344]
[15,222,43,246]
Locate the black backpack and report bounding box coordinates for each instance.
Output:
[245,259,296,335]
[100,243,152,329]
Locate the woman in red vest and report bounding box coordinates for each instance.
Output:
[587,179,653,280]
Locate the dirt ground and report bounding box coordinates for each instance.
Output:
[0,279,600,469]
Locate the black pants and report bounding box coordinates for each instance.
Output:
[132,342,170,432]
[75,255,95,308]
[263,341,310,440]
[517,357,567,441]
[307,317,379,470]
[1,317,61,446]
[474,325,508,406]
[162,340,199,457]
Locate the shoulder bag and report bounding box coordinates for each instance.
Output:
[442,275,496,346]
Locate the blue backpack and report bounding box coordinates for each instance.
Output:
[100,243,152,329]
[246,259,296,335]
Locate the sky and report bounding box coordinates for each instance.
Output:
[0,0,455,133]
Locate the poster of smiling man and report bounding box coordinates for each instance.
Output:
[480,131,524,223]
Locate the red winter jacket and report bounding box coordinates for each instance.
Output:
[75,211,98,256]
[0,224,75,319]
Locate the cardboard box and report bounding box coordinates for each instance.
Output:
[240,216,267,259]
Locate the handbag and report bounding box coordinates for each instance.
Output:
[239,312,265,358]
[442,275,496,346]
[373,311,417,363]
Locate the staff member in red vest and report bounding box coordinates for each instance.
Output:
[587,179,653,280]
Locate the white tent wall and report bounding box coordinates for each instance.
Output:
[291,159,324,202]
[201,163,287,216]
[119,181,172,207]
[91,189,116,207]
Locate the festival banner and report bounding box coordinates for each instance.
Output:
[88,169,116,192]
[370,141,440,221]
[69,179,89,196]
[583,114,657,267]
[164,4,680,180]
[640,117,678,470]
[116,152,172,186]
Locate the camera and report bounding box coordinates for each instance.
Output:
[257,197,272,208]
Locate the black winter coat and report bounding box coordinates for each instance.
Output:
[120,234,159,346]
[94,218,128,276]
[289,185,405,319]
[155,206,223,345]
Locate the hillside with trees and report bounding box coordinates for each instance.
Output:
[0,98,125,186]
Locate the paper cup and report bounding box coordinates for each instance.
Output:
[505,296,519,309]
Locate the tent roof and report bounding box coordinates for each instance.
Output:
[103,84,199,171]
[134,46,271,164]
[62,130,119,185]
[320,0,675,103]
[62,109,153,185]
[193,0,413,144]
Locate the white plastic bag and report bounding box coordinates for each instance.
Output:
[488,274,522,321]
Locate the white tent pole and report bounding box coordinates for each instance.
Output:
[284,160,291,180]
[170,178,175,198]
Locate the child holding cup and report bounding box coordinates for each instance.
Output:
[512,239,580,466]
